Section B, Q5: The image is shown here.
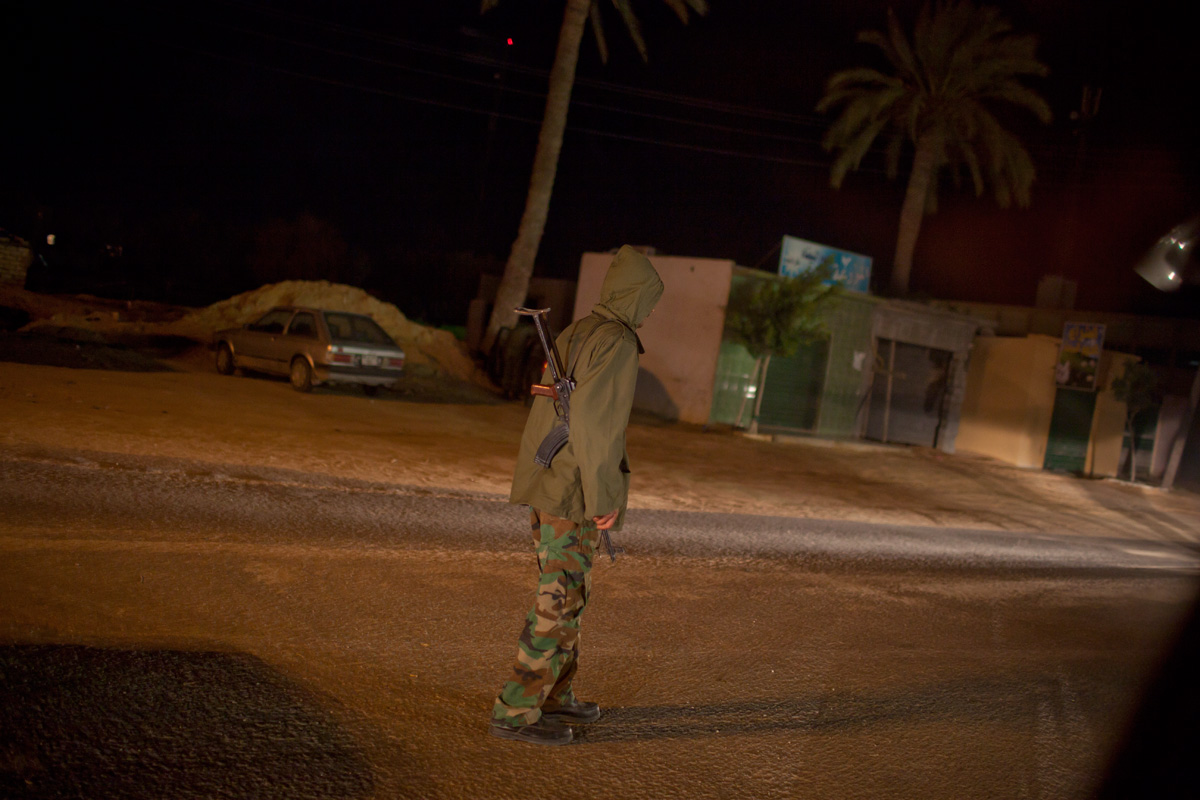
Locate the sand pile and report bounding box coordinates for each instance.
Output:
[4,282,486,383]
[179,281,481,381]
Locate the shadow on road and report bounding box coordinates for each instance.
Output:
[574,674,1102,746]
[0,644,377,799]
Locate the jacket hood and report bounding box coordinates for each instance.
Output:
[593,245,664,329]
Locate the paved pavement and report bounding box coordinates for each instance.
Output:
[3,447,1199,799]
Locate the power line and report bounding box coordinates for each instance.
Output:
[197,18,832,148]
[159,0,833,127]
[113,0,1197,186]
[150,37,864,173]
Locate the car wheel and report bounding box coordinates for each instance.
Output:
[362,384,379,397]
[215,343,236,375]
[289,357,313,392]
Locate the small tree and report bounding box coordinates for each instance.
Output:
[724,259,839,432]
[1111,361,1160,483]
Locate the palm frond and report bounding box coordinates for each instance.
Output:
[659,0,690,24]
[610,0,648,62]
[958,142,985,196]
[829,116,890,187]
[661,0,708,24]
[885,7,921,83]
[972,108,1036,207]
[816,67,898,112]
[821,85,903,152]
[884,131,906,179]
[983,81,1053,123]
[589,2,611,64]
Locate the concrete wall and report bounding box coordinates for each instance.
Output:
[575,251,735,424]
[869,300,983,452]
[467,276,577,353]
[0,236,33,288]
[1151,395,1190,480]
[957,334,1141,476]
[815,292,878,438]
[1171,401,1200,493]
[956,335,1061,468]
[934,299,1200,396]
[1086,351,1141,478]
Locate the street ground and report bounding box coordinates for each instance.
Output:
[2,337,1199,544]
[3,446,1198,800]
[2,333,1200,799]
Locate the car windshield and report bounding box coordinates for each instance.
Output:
[323,312,395,346]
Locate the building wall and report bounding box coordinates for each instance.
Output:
[1171,402,1200,493]
[0,237,33,288]
[934,299,1200,396]
[1151,395,1190,480]
[815,292,877,438]
[867,301,983,452]
[956,335,1061,468]
[1086,351,1141,478]
[957,335,1140,475]
[575,251,734,424]
[467,275,577,353]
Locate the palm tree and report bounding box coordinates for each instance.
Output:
[816,1,1052,296]
[480,0,707,354]
[723,259,838,432]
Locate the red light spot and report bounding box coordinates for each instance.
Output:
[506,37,513,46]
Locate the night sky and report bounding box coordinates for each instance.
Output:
[4,0,1198,322]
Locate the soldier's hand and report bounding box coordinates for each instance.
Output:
[592,511,618,530]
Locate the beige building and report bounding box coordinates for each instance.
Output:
[573,250,735,425]
[0,233,33,288]
[956,334,1138,477]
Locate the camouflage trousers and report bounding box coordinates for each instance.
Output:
[492,508,599,727]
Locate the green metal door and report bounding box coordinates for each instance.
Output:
[1044,388,1097,472]
[757,338,830,432]
[708,341,759,427]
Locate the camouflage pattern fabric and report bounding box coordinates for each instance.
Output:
[492,508,599,727]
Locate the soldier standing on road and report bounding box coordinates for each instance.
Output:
[489,245,663,746]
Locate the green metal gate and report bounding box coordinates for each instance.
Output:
[1043,388,1097,472]
[757,339,830,432]
[707,338,829,431]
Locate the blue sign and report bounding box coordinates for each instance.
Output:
[779,235,872,293]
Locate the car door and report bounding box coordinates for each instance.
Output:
[236,309,294,373]
[283,311,322,370]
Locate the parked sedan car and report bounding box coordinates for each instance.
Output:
[214,306,405,393]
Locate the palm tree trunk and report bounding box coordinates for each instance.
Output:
[748,354,772,435]
[735,356,762,429]
[482,0,590,354]
[891,132,939,296]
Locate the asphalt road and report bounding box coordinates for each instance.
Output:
[2,447,1199,799]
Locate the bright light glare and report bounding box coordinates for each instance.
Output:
[1168,271,1177,280]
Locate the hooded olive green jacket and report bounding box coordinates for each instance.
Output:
[509,246,664,530]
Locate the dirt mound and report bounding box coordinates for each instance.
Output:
[180,280,483,382]
[5,282,488,384]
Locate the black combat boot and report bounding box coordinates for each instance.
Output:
[488,716,573,745]
[541,699,601,724]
